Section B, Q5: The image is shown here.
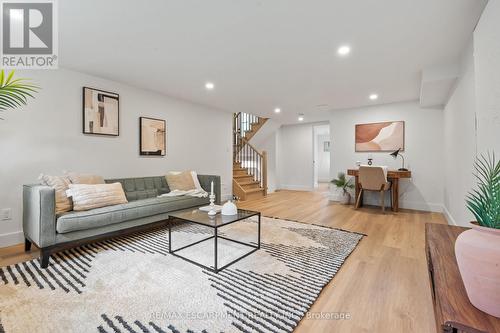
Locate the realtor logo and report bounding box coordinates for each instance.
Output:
[1,0,58,69]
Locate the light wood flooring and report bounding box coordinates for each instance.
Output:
[0,187,446,333]
[237,188,446,333]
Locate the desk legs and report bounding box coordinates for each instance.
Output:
[392,178,399,212]
[354,176,363,207]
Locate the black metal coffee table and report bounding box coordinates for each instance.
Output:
[167,207,261,273]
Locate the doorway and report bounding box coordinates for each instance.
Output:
[313,124,331,189]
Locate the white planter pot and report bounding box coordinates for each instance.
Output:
[340,192,351,204]
[455,222,500,317]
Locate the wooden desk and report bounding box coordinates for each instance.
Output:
[347,169,411,212]
[426,223,500,333]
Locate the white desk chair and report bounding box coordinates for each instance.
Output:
[355,166,392,212]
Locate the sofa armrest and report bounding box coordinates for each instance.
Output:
[197,175,222,204]
[23,184,57,248]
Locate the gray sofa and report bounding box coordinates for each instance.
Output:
[23,175,221,268]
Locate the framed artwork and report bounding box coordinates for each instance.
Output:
[83,87,119,136]
[140,117,166,156]
[355,121,405,152]
[323,141,330,152]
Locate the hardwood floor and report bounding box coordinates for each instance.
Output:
[237,188,446,333]
[0,187,446,333]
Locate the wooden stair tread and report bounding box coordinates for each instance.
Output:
[243,187,265,193]
[236,180,260,185]
[233,174,253,178]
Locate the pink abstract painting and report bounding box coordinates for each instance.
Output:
[355,121,405,152]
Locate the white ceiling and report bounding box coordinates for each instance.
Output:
[59,0,487,124]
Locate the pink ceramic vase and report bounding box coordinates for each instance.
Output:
[455,222,500,318]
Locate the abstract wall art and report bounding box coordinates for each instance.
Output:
[83,87,119,136]
[355,121,404,152]
[140,117,166,156]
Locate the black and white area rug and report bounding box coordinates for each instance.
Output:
[0,216,363,333]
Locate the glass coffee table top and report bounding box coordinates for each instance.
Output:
[168,207,259,228]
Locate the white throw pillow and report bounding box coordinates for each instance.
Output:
[165,171,202,191]
[190,171,203,191]
[66,183,128,211]
[39,174,73,214]
[65,172,105,185]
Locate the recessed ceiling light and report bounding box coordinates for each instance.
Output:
[205,82,215,90]
[369,93,379,100]
[337,45,351,56]
[298,114,304,121]
[274,108,281,113]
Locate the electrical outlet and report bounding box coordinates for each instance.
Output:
[1,208,12,221]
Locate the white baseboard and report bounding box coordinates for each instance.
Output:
[278,185,314,191]
[0,231,24,248]
[442,205,458,226]
[398,200,444,213]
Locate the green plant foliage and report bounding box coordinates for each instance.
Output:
[466,152,500,229]
[0,70,39,119]
[331,172,354,194]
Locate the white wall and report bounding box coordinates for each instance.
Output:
[442,41,477,226]
[441,0,500,226]
[0,68,232,247]
[474,0,500,155]
[277,123,315,190]
[329,101,444,212]
[250,119,282,193]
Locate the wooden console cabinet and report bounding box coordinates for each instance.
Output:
[425,223,500,333]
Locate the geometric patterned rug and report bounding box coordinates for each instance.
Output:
[0,216,363,333]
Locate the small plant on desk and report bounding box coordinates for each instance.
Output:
[331,172,354,204]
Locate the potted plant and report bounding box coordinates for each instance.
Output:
[455,152,500,318]
[331,172,354,204]
[0,69,39,119]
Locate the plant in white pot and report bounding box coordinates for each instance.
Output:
[0,69,39,120]
[455,152,500,318]
[331,172,354,204]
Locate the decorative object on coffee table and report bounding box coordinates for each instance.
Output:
[221,200,238,215]
[455,152,500,318]
[83,87,119,136]
[140,117,166,156]
[208,180,216,216]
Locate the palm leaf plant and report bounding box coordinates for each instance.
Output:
[466,152,500,229]
[0,69,39,119]
[331,172,354,194]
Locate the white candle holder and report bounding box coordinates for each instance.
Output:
[208,194,216,216]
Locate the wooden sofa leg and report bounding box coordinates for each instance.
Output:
[40,249,50,268]
[24,238,32,252]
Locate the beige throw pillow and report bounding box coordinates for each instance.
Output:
[39,174,72,214]
[66,172,105,185]
[66,183,128,211]
[166,171,196,191]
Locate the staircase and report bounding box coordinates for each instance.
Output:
[233,112,268,201]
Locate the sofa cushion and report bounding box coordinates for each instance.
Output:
[56,196,209,234]
[105,177,170,201]
[39,174,73,214]
[67,183,128,211]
